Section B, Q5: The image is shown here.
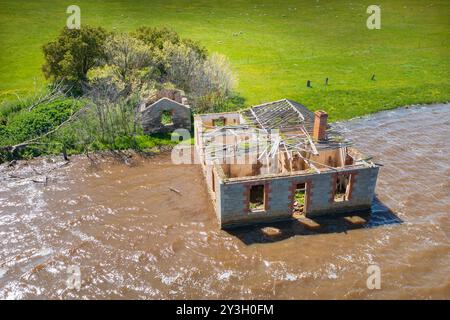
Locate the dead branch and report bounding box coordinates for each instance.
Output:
[108,149,134,166]
[31,176,48,185]
[85,150,96,164]
[169,187,182,195]
[7,160,17,167]
[6,173,21,179]
[28,80,71,111]
[4,159,69,182]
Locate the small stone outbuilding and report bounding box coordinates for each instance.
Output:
[139,89,191,134]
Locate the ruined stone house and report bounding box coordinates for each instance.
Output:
[194,99,380,228]
[139,89,191,134]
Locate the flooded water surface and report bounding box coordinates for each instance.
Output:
[0,104,449,299]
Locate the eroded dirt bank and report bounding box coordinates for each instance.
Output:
[0,104,449,299]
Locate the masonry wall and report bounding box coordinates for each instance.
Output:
[194,114,380,229]
[217,166,379,228]
[141,99,191,134]
[197,113,241,127]
[200,163,222,223]
[305,167,379,216]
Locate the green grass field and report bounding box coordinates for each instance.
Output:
[0,0,449,121]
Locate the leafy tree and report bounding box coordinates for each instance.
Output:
[132,26,180,50]
[132,26,207,64]
[180,38,208,61]
[42,26,108,93]
[104,34,152,83]
[89,33,155,95]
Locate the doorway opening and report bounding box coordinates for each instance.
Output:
[334,174,352,202]
[292,182,307,215]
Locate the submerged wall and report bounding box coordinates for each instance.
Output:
[194,113,380,229]
[216,166,379,228]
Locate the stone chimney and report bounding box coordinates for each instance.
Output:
[313,110,328,141]
[155,89,185,104]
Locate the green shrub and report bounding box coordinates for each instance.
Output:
[0,98,81,162]
[132,26,207,60]
[3,99,78,144]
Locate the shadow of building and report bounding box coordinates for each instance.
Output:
[225,196,402,245]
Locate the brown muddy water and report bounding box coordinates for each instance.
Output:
[0,104,449,299]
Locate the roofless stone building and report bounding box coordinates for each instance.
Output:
[194,99,380,228]
[139,89,191,134]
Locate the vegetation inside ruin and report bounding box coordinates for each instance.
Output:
[294,191,305,206]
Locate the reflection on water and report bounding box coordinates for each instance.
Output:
[228,197,403,245]
[0,104,449,299]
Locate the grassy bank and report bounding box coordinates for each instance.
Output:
[1,0,449,121]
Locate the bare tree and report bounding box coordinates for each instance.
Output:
[83,78,142,150]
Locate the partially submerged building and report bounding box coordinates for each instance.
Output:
[194,99,379,228]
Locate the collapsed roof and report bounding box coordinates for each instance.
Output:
[197,99,351,166]
[241,99,315,133]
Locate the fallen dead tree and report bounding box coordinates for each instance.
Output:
[27,80,72,112]
[1,159,71,187]
[0,101,88,154]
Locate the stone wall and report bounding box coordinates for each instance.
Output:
[217,166,379,228]
[140,98,191,134]
[193,110,380,229]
